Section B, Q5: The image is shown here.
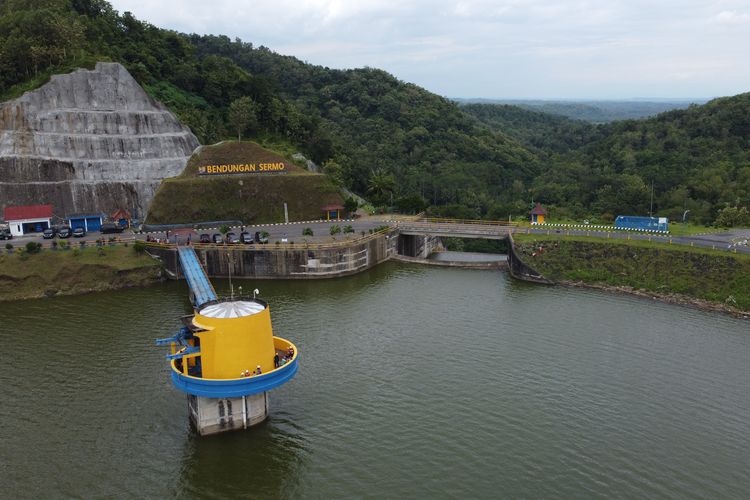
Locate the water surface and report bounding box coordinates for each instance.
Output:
[2,262,749,498]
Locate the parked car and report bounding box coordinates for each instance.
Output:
[199,233,211,244]
[240,232,254,244]
[100,222,124,234]
[58,227,72,238]
[73,227,86,237]
[0,229,12,240]
[42,228,57,239]
[212,233,223,244]
[226,232,240,244]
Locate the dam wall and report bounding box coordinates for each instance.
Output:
[149,231,398,280]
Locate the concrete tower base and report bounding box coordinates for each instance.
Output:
[188,393,269,435]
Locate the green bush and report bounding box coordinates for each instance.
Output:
[133,240,146,254]
[5,243,13,251]
[25,241,41,254]
[343,225,354,234]
[329,225,341,236]
[302,227,314,237]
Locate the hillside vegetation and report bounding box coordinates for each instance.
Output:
[514,235,750,312]
[464,96,750,223]
[0,245,161,301]
[1,0,748,225]
[456,99,703,123]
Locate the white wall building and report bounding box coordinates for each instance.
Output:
[3,204,54,236]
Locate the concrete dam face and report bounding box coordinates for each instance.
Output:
[0,62,199,217]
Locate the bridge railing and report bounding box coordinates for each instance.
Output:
[413,217,518,227]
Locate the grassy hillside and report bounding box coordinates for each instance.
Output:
[0,245,161,301]
[514,234,750,311]
[180,141,308,177]
[147,141,341,224]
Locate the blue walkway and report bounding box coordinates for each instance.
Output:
[177,247,217,307]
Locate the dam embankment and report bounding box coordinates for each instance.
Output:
[512,234,750,315]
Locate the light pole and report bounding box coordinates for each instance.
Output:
[682,210,690,224]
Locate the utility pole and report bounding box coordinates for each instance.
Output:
[649,180,654,217]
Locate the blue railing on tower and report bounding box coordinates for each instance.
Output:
[177,246,217,307]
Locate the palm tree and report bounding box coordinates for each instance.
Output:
[367,168,396,206]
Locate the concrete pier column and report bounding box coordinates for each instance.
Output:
[188,393,269,435]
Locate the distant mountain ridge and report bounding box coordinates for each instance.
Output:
[454,98,710,123]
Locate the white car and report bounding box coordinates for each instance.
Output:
[281,233,288,243]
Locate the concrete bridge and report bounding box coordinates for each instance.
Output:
[395,218,515,240]
[394,219,515,258]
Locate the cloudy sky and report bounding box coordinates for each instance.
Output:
[108,0,750,99]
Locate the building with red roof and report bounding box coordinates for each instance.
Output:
[3,204,54,236]
[530,202,547,224]
[321,204,345,220]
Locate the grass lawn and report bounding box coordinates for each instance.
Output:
[0,245,160,301]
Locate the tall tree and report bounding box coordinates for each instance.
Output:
[228,96,259,141]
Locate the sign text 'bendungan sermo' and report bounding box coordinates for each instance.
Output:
[197,163,287,175]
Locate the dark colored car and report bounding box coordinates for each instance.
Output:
[199,233,211,244]
[43,228,56,239]
[73,227,86,237]
[100,222,124,234]
[226,232,240,244]
[0,229,12,240]
[212,233,223,244]
[240,232,254,244]
[58,227,72,238]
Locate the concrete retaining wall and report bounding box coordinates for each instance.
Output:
[150,231,398,279]
[507,233,554,284]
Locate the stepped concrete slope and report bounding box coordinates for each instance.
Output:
[0,62,199,217]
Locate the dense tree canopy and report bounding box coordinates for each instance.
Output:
[1,0,748,224]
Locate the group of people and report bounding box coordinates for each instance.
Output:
[274,346,295,368]
[239,346,295,377]
[239,365,263,378]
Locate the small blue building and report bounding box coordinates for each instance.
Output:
[67,213,104,232]
[614,215,669,232]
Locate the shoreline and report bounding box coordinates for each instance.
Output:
[557,280,750,319]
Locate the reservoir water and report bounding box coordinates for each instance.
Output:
[2,262,749,498]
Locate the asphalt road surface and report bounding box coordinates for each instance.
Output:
[6,220,749,254]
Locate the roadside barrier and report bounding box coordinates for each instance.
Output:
[144,228,393,251]
[536,222,670,234]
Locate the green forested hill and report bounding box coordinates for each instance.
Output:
[0,0,539,218]
[1,0,748,224]
[461,97,750,223]
[460,103,599,154]
[532,94,750,223]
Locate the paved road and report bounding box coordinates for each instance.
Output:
[6,219,749,254]
[522,227,750,254]
[4,219,389,248]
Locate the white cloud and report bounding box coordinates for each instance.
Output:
[108,0,750,99]
[713,10,750,24]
